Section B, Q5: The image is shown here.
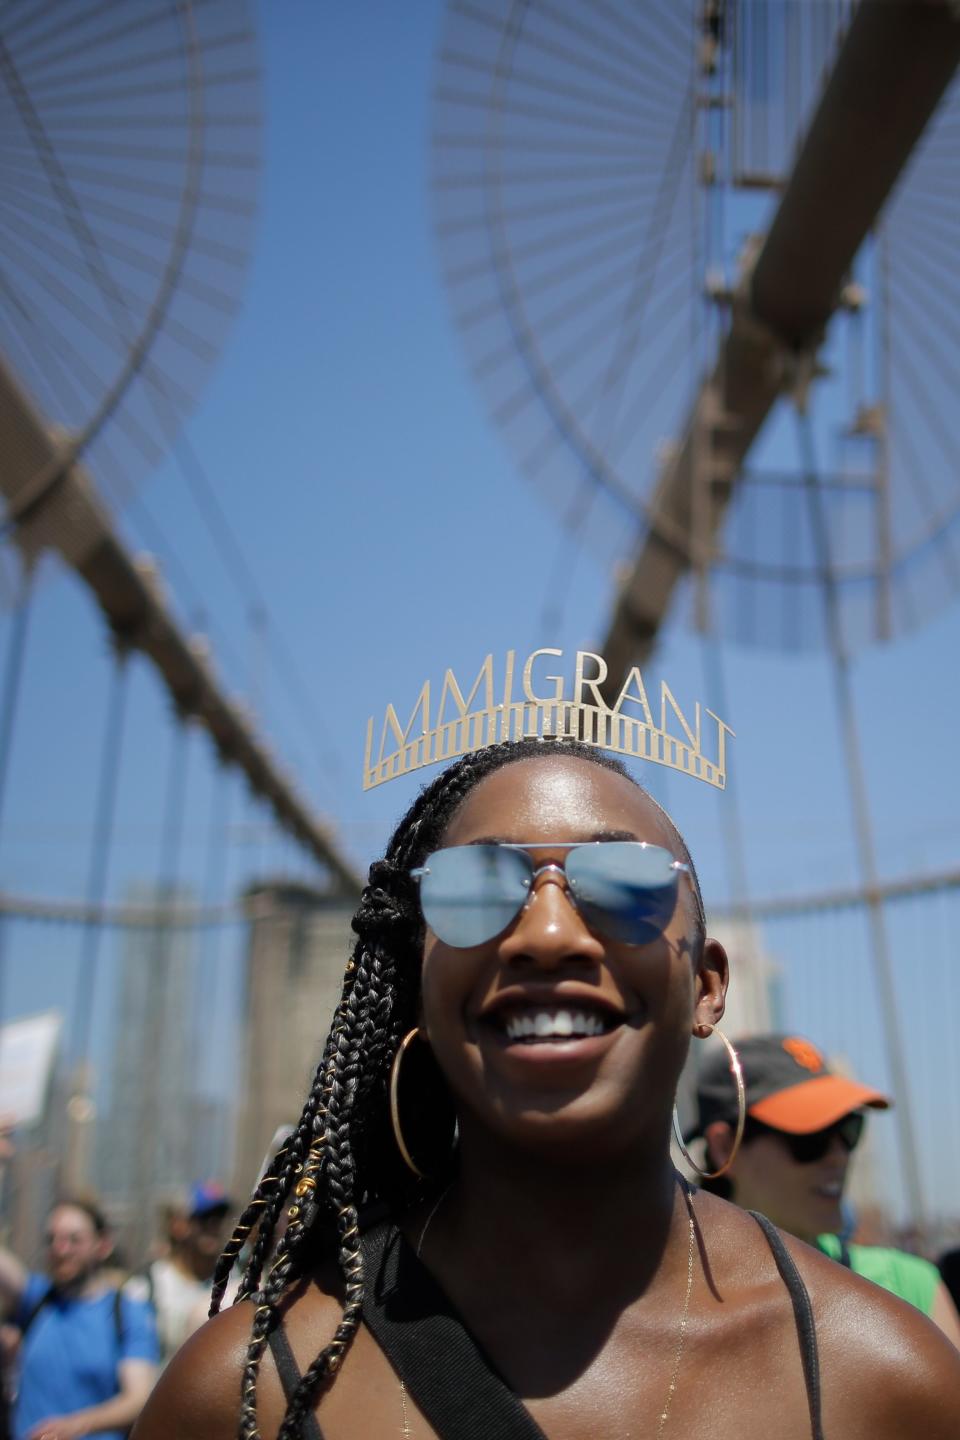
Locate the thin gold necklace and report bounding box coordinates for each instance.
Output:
[656,1176,696,1435]
[401,1179,696,1438]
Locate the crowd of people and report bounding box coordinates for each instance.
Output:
[1,739,958,1437]
[0,1168,233,1440]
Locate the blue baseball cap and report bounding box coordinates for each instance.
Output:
[188,1181,231,1219]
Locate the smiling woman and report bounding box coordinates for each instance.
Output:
[131,739,960,1440]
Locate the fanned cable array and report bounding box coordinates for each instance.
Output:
[433,0,960,658]
[433,0,700,571]
[0,0,260,592]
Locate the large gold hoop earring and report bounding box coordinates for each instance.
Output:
[389,1027,459,1179]
[672,1025,746,1181]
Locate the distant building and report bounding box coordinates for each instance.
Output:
[187,1094,235,1186]
[232,882,354,1200]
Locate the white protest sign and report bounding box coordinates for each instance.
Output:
[0,1011,62,1128]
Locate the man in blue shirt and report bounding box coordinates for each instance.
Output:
[0,1198,158,1440]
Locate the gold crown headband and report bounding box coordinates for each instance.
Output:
[363,648,733,791]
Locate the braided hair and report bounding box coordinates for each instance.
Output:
[211,737,706,1439]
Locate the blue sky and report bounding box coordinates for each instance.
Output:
[1,1,958,1222]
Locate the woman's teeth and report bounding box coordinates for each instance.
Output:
[502,1008,611,1042]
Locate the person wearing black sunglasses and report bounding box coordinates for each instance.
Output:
[692,1032,960,1345]
[135,738,960,1440]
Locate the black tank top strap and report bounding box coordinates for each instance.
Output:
[266,1324,325,1440]
[749,1211,826,1440]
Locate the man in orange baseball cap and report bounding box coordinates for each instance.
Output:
[690,1033,960,1345]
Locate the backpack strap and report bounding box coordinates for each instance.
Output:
[112,1287,126,1347]
[17,1285,54,1341]
[117,1266,158,1337]
[359,1223,547,1440]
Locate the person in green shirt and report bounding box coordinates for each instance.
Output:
[688,1031,960,1345]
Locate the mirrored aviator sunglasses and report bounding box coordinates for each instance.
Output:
[410,841,689,949]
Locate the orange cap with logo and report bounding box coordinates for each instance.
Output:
[693,1033,891,1136]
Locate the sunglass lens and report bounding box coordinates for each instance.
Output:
[566,842,679,945]
[787,1132,829,1163]
[788,1112,865,1162]
[417,845,530,947]
[838,1111,865,1151]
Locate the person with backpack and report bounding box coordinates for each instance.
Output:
[0,1196,158,1440]
[134,1183,233,1366]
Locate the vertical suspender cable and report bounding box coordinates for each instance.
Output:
[196,761,231,1106]
[0,568,33,845]
[0,565,35,1031]
[796,405,925,1227]
[130,719,191,1259]
[69,646,132,1111]
[696,19,759,1004]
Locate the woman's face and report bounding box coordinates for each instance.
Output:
[418,755,727,1163]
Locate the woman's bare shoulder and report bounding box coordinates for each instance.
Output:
[131,1277,350,1440]
[693,1197,960,1436]
[131,1301,258,1440]
[779,1229,960,1437]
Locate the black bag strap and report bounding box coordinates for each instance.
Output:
[750,1212,825,1440]
[360,1223,547,1440]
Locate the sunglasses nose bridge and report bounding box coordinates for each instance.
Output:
[527,860,568,889]
[500,862,604,966]
[524,861,582,920]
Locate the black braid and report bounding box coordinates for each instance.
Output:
[208,1135,292,1315]
[236,1050,341,1439]
[210,1001,351,1318]
[225,738,707,1438]
[274,1047,368,1431]
[236,936,395,1439]
[233,1072,328,1304]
